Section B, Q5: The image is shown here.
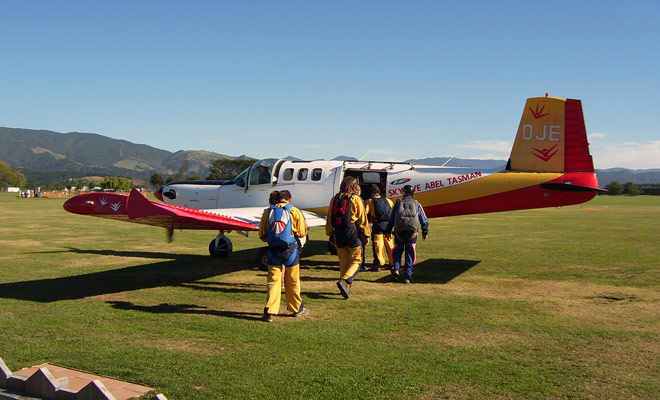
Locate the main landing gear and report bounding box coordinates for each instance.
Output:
[209,233,233,258]
[256,247,269,271]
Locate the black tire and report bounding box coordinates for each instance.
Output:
[209,237,232,258]
[256,247,269,271]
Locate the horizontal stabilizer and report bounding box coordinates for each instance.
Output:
[539,183,607,193]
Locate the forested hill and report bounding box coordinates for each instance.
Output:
[0,127,235,184]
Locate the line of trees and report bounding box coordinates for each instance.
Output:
[149,159,254,188]
[603,181,660,195]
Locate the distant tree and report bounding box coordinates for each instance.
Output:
[186,175,202,181]
[207,159,254,180]
[623,182,640,196]
[0,160,26,188]
[150,173,164,188]
[118,177,133,191]
[165,175,175,184]
[100,176,133,191]
[605,181,624,195]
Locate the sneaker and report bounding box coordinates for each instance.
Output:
[404,279,411,284]
[336,279,350,299]
[370,265,380,272]
[390,271,399,282]
[293,307,309,318]
[262,313,273,323]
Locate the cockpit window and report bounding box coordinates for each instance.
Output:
[249,158,278,186]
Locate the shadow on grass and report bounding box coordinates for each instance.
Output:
[0,247,261,303]
[106,301,263,321]
[42,247,185,260]
[368,258,480,284]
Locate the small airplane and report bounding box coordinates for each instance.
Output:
[63,96,603,265]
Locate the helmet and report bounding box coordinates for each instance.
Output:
[403,184,415,195]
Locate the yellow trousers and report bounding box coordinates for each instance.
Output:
[372,233,394,267]
[337,246,363,281]
[265,264,303,314]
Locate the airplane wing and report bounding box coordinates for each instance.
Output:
[63,189,327,231]
[208,207,327,228]
[64,189,259,231]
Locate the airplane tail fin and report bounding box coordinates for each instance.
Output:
[507,97,595,173]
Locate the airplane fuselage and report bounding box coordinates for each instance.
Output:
[157,158,600,219]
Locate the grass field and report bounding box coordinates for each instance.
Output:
[0,192,658,399]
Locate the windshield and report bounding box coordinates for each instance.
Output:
[233,167,249,187]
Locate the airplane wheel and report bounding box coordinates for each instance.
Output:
[256,247,269,271]
[209,236,232,258]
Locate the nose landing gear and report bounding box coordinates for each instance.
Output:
[209,234,232,258]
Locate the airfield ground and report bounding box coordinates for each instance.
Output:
[0,192,658,399]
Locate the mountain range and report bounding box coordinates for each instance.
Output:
[0,127,246,185]
[1,127,658,186]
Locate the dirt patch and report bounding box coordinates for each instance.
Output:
[440,276,660,332]
[0,239,45,248]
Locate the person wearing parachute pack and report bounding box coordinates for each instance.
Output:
[325,176,371,299]
[259,190,309,322]
[385,184,429,283]
[366,184,394,272]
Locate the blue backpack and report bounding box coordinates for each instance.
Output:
[267,204,296,247]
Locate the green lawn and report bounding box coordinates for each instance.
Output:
[0,193,658,399]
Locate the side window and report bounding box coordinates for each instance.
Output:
[282,168,294,181]
[297,168,308,181]
[311,168,322,181]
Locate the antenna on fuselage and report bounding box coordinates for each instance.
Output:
[358,150,372,161]
[440,155,456,167]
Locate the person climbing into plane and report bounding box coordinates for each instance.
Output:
[260,190,309,322]
[325,176,371,299]
[355,184,369,272]
[365,184,394,272]
[385,184,429,283]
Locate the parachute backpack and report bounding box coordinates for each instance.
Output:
[331,194,358,246]
[372,196,391,233]
[267,204,296,247]
[393,199,421,241]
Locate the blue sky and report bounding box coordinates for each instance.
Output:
[1,1,659,169]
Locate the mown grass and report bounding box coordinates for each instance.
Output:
[0,192,658,399]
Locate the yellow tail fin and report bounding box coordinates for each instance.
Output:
[508,97,594,173]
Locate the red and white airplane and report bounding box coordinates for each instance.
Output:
[63,96,603,260]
